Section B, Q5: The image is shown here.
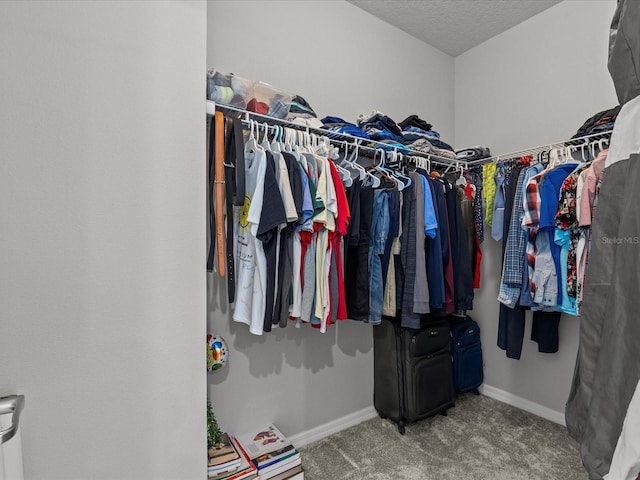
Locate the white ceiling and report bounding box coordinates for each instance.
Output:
[347,0,562,57]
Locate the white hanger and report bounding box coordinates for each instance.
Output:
[305,130,313,153]
[282,127,292,152]
[244,120,264,160]
[346,140,367,181]
[360,148,382,188]
[246,120,258,151]
[373,148,388,176]
[339,141,350,167]
[366,165,381,188]
[309,133,317,153]
[315,134,329,157]
[335,160,353,187]
[296,130,305,153]
[386,150,405,191]
[455,164,467,186]
[332,145,340,161]
[580,141,588,162]
[393,152,412,188]
[259,122,272,151]
[280,126,287,151]
[377,149,398,188]
[325,137,339,161]
[331,139,353,186]
[270,125,282,153]
[566,145,580,164]
[589,140,597,161]
[598,137,609,151]
[414,155,430,172]
[548,148,562,169]
[301,130,312,154]
[379,149,402,190]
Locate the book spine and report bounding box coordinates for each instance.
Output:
[253,451,298,470]
[256,455,301,476]
[254,445,295,467]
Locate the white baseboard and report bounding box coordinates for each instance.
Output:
[481,384,566,426]
[289,387,564,448]
[289,406,378,448]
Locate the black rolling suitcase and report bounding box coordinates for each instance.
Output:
[449,314,484,395]
[373,317,455,434]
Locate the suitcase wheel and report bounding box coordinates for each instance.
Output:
[397,422,405,435]
[473,388,480,396]
[440,410,448,417]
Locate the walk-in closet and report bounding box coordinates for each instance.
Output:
[2,1,638,480]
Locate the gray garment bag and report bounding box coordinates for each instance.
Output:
[566,153,640,480]
[565,2,640,477]
[608,0,640,105]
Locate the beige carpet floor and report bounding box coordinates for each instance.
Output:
[298,393,586,480]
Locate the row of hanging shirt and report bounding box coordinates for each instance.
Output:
[208,112,484,335]
[229,120,352,335]
[490,139,609,317]
[340,148,480,330]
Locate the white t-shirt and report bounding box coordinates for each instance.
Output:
[274,151,298,222]
[233,144,267,335]
[313,155,339,330]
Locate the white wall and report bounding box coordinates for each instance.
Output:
[0,2,207,479]
[455,0,619,416]
[207,0,455,438]
[207,0,455,142]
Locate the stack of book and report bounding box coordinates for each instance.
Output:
[208,433,257,480]
[236,424,304,480]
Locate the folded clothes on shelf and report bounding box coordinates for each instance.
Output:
[398,114,433,133]
[321,116,370,139]
[357,110,403,142]
[456,146,492,161]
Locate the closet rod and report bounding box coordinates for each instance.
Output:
[465,130,613,167]
[206,100,461,166]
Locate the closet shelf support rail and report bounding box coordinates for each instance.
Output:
[206,100,461,166]
[465,130,613,167]
[206,101,612,170]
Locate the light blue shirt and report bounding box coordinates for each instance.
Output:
[555,229,578,315]
[421,175,438,238]
[296,165,314,232]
